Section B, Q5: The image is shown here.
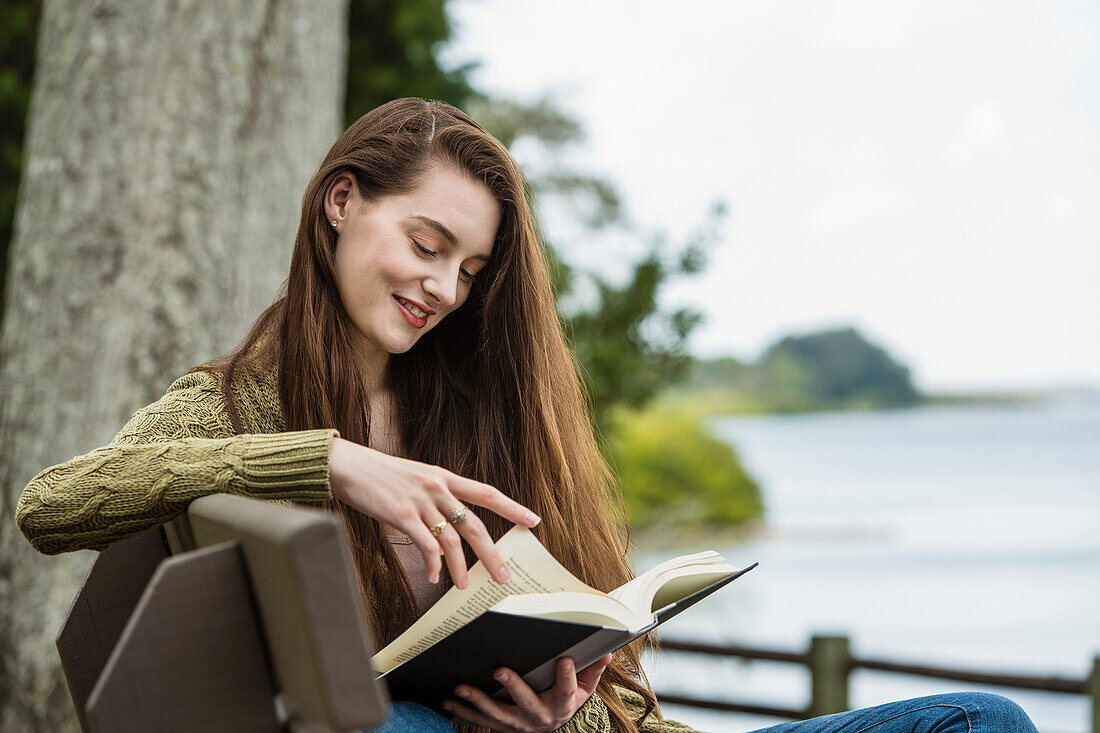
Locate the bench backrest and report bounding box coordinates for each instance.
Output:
[56,495,389,733]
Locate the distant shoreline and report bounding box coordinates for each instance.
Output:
[918,390,1044,407]
[925,387,1100,407]
[658,385,1095,417]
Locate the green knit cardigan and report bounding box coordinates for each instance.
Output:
[15,361,697,733]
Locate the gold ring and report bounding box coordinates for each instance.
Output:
[429,520,448,537]
[447,505,468,525]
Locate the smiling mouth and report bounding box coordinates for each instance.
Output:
[395,296,430,318]
[393,295,428,328]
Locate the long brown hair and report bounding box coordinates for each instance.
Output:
[197,98,659,731]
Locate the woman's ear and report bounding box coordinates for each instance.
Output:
[324,171,357,227]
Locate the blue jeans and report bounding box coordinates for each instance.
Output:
[745,692,1038,732]
[361,701,453,732]
[363,691,1039,732]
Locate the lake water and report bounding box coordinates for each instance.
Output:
[635,397,1100,733]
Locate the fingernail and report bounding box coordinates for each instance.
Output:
[497,565,511,582]
[562,659,573,671]
[455,687,470,698]
[457,576,468,590]
[525,511,541,526]
[493,670,508,682]
[442,701,454,711]
[429,573,439,584]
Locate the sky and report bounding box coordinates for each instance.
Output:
[442,0,1099,392]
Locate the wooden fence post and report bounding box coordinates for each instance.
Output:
[808,635,850,717]
[1087,655,1099,733]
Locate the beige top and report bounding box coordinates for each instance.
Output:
[386,532,447,613]
[368,392,448,614]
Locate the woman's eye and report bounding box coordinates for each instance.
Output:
[411,236,476,281]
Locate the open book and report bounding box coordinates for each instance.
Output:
[374,525,757,711]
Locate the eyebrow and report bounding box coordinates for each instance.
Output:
[406,214,491,262]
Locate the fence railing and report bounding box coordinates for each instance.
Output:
[653,635,1100,732]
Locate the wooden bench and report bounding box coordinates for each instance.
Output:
[56,494,390,733]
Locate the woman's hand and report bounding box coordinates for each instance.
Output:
[441,654,613,732]
[327,437,540,588]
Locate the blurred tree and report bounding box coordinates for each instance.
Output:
[565,235,713,426]
[462,94,725,427]
[761,327,919,409]
[689,355,750,389]
[0,1,347,729]
[688,327,921,412]
[345,0,478,125]
[606,404,763,528]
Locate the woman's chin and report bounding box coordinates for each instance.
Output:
[383,333,421,355]
[348,325,420,358]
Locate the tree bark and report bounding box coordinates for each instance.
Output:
[0,1,348,729]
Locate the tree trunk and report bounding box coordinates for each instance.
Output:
[0,1,348,729]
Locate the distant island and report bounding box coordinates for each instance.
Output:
[608,326,1050,535]
[670,327,1040,415]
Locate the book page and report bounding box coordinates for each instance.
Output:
[648,566,739,613]
[372,525,603,675]
[492,591,642,630]
[608,550,723,611]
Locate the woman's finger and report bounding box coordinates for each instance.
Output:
[547,657,578,712]
[575,653,613,695]
[489,667,546,719]
[446,507,511,583]
[452,683,528,730]
[424,510,469,589]
[450,474,540,528]
[401,516,443,584]
[442,698,514,732]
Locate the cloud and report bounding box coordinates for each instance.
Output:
[945,100,1008,163]
[450,0,1100,389]
[1042,192,1076,222]
[806,185,915,236]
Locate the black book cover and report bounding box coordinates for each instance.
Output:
[378,562,758,713]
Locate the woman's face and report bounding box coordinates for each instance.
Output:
[325,161,500,364]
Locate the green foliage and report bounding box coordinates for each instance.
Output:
[0,0,40,324]
[562,207,724,428]
[345,0,479,126]
[687,356,750,389]
[604,405,764,529]
[685,326,921,413]
[567,247,705,426]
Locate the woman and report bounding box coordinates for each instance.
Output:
[16,98,1039,733]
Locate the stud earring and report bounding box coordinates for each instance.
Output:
[331,220,338,227]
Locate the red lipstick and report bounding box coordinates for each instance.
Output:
[393,295,427,328]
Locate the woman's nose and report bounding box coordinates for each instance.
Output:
[423,272,458,310]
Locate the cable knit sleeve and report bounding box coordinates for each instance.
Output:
[554,689,611,732]
[554,685,700,732]
[14,370,338,555]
